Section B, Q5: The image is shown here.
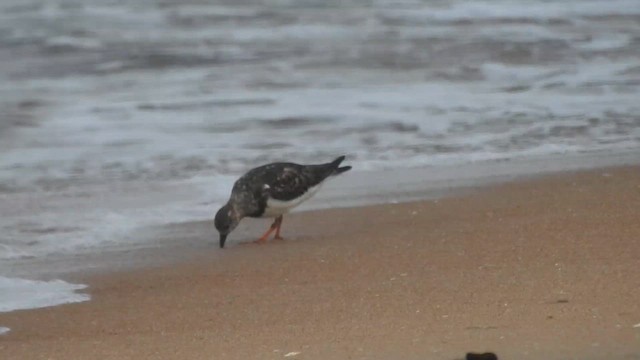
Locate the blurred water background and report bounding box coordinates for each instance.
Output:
[1,0,639,269]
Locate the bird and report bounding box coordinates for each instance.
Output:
[214,155,352,248]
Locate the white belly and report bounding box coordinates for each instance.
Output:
[263,184,322,217]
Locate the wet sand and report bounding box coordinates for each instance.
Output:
[1,166,640,360]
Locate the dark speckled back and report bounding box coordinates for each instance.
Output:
[229,156,350,218]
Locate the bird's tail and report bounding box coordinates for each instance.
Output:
[329,155,352,176]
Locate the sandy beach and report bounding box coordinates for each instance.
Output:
[2,1,640,358]
[1,166,640,360]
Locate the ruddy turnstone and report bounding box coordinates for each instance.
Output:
[215,155,352,248]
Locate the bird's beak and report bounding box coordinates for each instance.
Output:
[219,233,228,249]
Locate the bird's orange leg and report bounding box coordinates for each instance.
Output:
[255,221,277,244]
[254,216,284,244]
[274,216,284,240]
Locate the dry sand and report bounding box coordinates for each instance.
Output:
[1,167,640,360]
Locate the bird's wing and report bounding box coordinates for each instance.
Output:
[263,166,313,202]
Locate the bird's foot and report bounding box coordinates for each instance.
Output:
[253,237,268,244]
[273,235,284,241]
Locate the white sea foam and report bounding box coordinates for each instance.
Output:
[387,0,640,22]
[0,276,88,338]
[45,36,103,50]
[0,276,89,313]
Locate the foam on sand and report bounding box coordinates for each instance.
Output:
[0,276,89,313]
[0,276,90,334]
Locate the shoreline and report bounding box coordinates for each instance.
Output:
[3,149,640,280]
[1,165,639,359]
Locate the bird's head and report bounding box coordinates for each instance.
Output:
[214,203,240,248]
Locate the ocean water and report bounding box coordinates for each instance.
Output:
[1,0,639,270]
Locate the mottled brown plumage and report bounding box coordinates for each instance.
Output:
[215,156,351,248]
